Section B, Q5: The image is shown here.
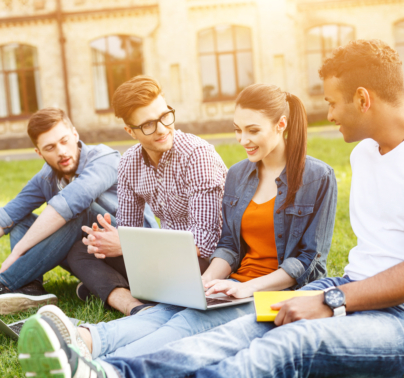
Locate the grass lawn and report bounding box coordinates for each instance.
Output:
[0,137,357,377]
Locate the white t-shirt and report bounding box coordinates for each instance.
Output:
[344,138,404,281]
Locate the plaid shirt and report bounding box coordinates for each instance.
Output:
[117,130,227,258]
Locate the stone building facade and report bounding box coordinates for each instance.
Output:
[1,0,404,148]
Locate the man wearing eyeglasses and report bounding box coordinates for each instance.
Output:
[66,75,227,316]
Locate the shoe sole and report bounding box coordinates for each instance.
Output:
[18,314,71,378]
[38,305,92,360]
[38,305,76,346]
[76,282,90,302]
[0,294,58,315]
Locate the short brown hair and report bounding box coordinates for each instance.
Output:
[112,75,162,123]
[27,108,73,146]
[319,39,404,105]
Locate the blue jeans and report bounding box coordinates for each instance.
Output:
[86,280,255,360]
[0,202,157,291]
[102,277,404,378]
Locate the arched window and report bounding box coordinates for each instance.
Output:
[198,25,254,102]
[306,25,354,95]
[394,21,404,70]
[0,44,41,118]
[90,35,143,111]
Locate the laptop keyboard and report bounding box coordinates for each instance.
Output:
[9,322,24,335]
[206,297,233,306]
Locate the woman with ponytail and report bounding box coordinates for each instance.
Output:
[22,84,338,367]
[200,83,337,299]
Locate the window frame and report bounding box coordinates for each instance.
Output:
[0,43,40,121]
[306,24,355,96]
[90,34,144,113]
[198,25,254,103]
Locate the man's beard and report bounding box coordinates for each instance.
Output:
[46,147,81,178]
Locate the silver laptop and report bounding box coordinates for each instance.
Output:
[0,317,27,339]
[118,227,254,310]
[0,316,82,339]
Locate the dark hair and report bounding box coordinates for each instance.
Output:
[235,84,307,210]
[112,75,162,124]
[27,107,73,146]
[319,39,404,105]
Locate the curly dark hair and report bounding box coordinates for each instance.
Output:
[319,39,404,105]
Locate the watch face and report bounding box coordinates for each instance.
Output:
[325,289,345,308]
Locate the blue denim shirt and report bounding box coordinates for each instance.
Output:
[210,156,337,289]
[0,141,120,234]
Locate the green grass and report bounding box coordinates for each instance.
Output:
[0,137,357,377]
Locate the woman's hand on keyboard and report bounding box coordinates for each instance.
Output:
[204,279,254,298]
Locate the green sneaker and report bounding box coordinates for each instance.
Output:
[18,314,105,378]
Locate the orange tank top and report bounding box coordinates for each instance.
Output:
[230,197,278,282]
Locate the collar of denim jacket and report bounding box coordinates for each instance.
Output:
[75,140,87,175]
[242,161,287,187]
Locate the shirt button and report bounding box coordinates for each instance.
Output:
[298,210,302,215]
[276,209,280,214]
[276,177,280,182]
[278,234,282,238]
[279,191,282,195]
[230,201,233,205]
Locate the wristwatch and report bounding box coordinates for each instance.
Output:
[323,287,346,317]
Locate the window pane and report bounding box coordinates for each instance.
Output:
[216,25,233,52]
[307,52,323,95]
[91,38,107,64]
[0,74,7,117]
[307,27,322,51]
[24,70,39,113]
[21,45,37,68]
[397,46,404,72]
[236,51,254,90]
[127,37,142,60]
[394,22,404,44]
[0,49,6,117]
[235,26,251,50]
[110,64,127,93]
[198,29,215,54]
[93,65,109,110]
[322,25,339,51]
[129,60,142,78]
[3,44,24,70]
[340,26,354,46]
[219,53,236,97]
[200,55,218,100]
[8,72,23,115]
[107,36,126,63]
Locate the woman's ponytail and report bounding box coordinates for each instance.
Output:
[280,93,307,210]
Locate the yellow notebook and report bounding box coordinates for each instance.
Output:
[253,291,323,322]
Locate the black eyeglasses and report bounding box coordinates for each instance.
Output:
[127,106,176,136]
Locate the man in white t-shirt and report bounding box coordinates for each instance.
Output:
[16,39,404,378]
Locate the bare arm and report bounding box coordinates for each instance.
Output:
[0,226,4,238]
[0,205,66,273]
[205,268,296,298]
[201,257,232,284]
[243,268,296,293]
[342,261,404,311]
[272,261,404,326]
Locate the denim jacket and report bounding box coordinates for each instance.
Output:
[210,156,337,289]
[0,141,120,234]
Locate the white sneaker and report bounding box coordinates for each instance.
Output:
[37,304,92,360]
